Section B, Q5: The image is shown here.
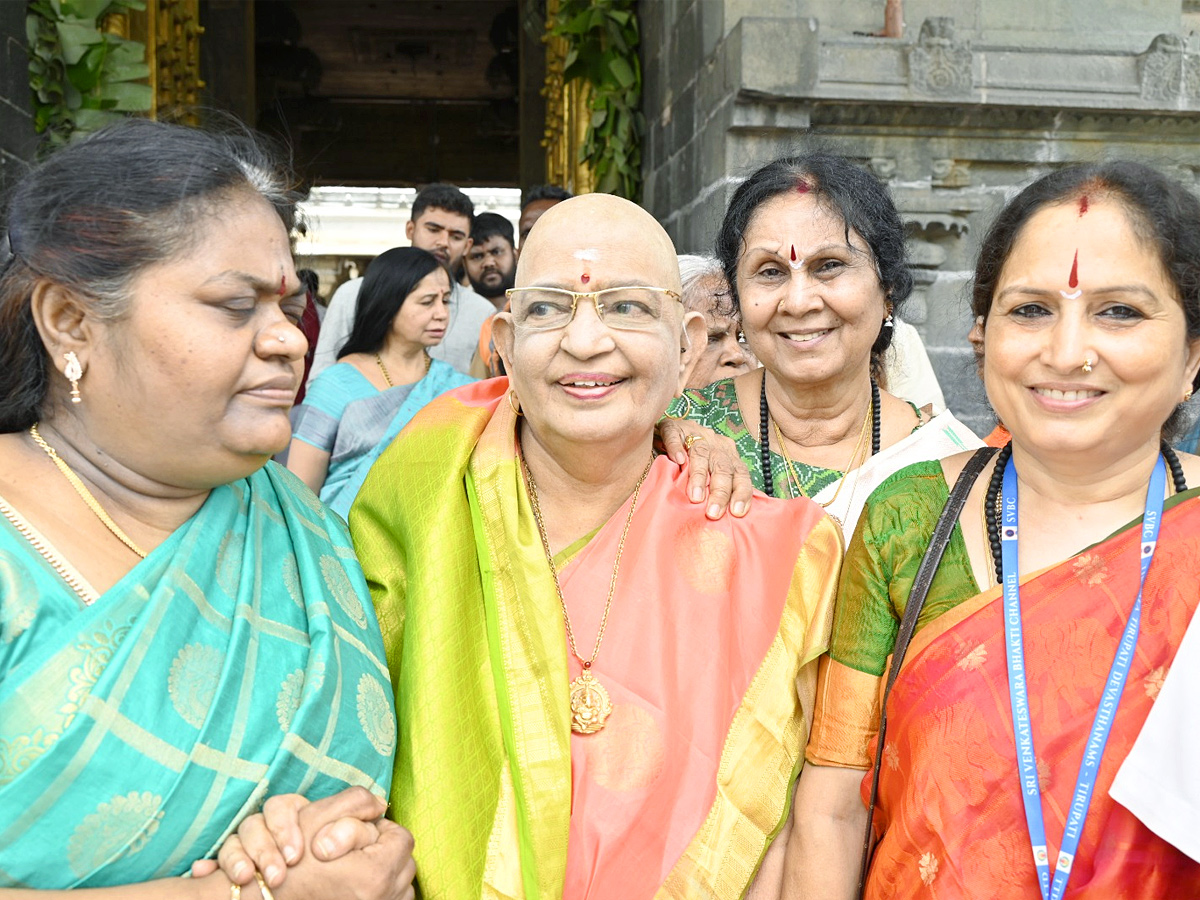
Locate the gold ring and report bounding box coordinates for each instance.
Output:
[683,435,704,451]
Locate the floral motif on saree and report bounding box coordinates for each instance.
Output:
[0,463,393,888]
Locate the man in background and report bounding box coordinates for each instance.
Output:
[471,186,573,378]
[518,184,572,248]
[463,213,517,311]
[309,183,494,381]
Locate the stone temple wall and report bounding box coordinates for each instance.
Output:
[0,2,37,199]
[641,0,1200,435]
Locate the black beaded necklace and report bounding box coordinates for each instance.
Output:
[984,440,1188,584]
[759,374,881,498]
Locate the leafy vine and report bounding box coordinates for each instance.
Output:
[550,0,644,200]
[27,0,153,151]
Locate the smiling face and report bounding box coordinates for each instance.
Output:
[406,206,472,270]
[735,191,887,389]
[79,192,307,489]
[495,194,702,456]
[389,266,452,349]
[977,197,1200,460]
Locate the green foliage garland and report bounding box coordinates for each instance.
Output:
[27,0,153,151]
[551,0,644,200]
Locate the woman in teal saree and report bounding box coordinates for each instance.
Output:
[288,247,474,518]
[0,121,413,898]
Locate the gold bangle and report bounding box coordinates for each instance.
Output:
[254,871,277,900]
[661,392,693,420]
[229,882,241,900]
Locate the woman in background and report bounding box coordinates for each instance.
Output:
[288,247,473,517]
[677,254,755,389]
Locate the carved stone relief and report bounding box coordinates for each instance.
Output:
[931,159,970,189]
[1139,33,1200,104]
[908,18,972,97]
[869,157,897,181]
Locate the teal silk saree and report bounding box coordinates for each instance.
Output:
[0,462,394,888]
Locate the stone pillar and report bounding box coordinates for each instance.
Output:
[641,0,1200,433]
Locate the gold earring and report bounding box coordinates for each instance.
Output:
[884,301,894,329]
[1185,388,1194,403]
[1082,357,1094,374]
[507,390,523,417]
[63,351,83,404]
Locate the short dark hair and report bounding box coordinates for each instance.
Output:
[296,268,320,297]
[338,247,445,357]
[0,118,296,433]
[715,153,911,375]
[972,160,1200,436]
[411,183,473,222]
[521,184,572,210]
[470,212,515,247]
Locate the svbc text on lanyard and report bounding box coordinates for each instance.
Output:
[1000,454,1166,900]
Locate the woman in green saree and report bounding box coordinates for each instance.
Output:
[0,120,414,899]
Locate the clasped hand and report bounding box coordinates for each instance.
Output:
[192,787,415,899]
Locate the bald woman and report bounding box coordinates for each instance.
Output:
[226,194,842,899]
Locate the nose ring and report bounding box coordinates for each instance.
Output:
[1082,357,1093,373]
[778,299,786,314]
[278,335,287,343]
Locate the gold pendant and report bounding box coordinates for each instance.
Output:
[569,670,613,734]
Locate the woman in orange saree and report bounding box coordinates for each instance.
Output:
[788,161,1200,898]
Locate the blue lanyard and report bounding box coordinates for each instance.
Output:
[1001,454,1166,900]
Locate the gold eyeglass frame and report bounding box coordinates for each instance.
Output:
[505,286,683,331]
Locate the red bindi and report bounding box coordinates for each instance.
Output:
[1079,195,1089,217]
[1068,249,1079,288]
[790,245,797,262]
[580,273,590,284]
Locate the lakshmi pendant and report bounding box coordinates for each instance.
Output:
[569,669,613,734]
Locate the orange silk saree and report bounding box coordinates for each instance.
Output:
[864,493,1200,898]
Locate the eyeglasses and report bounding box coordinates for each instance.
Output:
[505,286,682,332]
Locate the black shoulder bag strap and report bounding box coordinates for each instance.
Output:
[855,446,997,899]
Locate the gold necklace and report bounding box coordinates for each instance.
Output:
[375,352,431,388]
[772,398,872,525]
[28,424,148,559]
[523,454,654,734]
[0,494,99,604]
